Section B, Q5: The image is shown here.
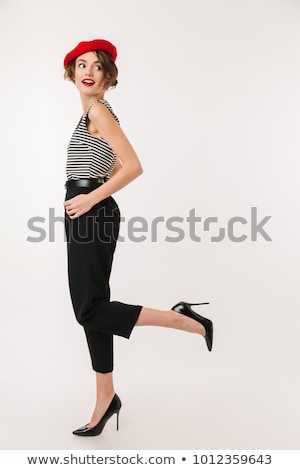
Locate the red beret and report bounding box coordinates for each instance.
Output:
[63,39,117,68]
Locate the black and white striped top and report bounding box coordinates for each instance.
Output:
[66,99,119,181]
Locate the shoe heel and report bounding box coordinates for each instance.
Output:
[116,411,120,431]
[186,302,209,306]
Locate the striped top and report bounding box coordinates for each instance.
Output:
[66,99,119,181]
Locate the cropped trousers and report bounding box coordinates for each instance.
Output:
[64,186,143,373]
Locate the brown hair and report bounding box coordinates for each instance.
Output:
[64,50,118,91]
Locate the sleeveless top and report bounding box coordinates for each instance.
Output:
[66,99,119,181]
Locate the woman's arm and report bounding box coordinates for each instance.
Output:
[88,102,143,205]
[64,103,143,218]
[109,156,123,179]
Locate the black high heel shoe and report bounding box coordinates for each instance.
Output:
[72,394,122,437]
[171,301,213,351]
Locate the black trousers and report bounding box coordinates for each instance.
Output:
[65,187,143,373]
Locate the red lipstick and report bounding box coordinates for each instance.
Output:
[82,79,95,86]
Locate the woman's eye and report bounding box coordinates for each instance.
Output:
[95,65,102,70]
[78,63,85,68]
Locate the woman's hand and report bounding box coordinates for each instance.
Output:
[64,193,95,219]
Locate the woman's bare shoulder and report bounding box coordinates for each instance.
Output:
[88,101,117,130]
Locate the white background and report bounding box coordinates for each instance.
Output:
[0,0,299,450]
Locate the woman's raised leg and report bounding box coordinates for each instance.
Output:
[135,306,206,336]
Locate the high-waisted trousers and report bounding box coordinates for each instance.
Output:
[64,186,143,373]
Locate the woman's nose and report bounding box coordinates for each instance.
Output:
[85,66,93,76]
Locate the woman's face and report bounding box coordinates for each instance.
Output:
[74,51,106,96]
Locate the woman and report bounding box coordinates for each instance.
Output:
[63,39,213,437]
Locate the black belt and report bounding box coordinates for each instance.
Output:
[65,177,105,189]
